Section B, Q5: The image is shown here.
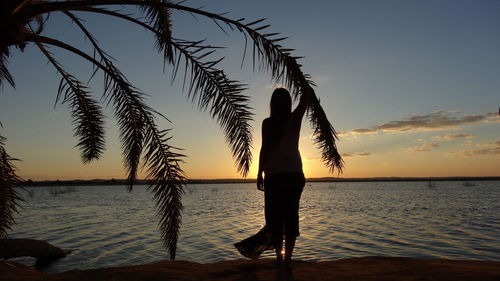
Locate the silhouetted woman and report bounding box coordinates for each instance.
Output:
[235,87,308,267]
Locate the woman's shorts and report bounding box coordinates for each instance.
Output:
[264,172,305,238]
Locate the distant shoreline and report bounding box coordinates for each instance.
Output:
[19,176,500,187]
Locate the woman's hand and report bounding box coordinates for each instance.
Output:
[257,174,264,191]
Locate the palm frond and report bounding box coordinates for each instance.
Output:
[0,54,15,88]
[63,8,254,176]
[49,14,145,190]
[104,73,145,191]
[25,0,342,172]
[306,88,344,173]
[141,115,185,260]
[62,12,186,260]
[27,29,185,260]
[35,42,105,163]
[96,50,186,260]
[0,135,23,238]
[171,39,253,175]
[138,0,174,65]
[95,46,186,261]
[163,6,344,172]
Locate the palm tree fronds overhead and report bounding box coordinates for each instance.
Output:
[0,0,343,259]
[159,4,344,172]
[62,11,186,256]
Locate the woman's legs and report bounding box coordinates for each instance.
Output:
[274,238,283,265]
[265,174,285,264]
[283,173,304,266]
[284,234,296,265]
[265,172,304,266]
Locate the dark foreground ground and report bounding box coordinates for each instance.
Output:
[2,257,500,281]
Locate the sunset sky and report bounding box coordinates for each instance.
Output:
[1,0,499,180]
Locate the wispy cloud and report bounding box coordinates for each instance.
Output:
[485,112,500,123]
[340,110,496,137]
[448,140,500,157]
[406,143,438,153]
[489,140,500,146]
[431,133,474,141]
[342,152,372,157]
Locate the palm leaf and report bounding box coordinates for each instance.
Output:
[171,39,253,175]
[0,135,23,238]
[0,54,15,88]
[63,8,254,176]
[161,6,344,172]
[104,74,186,260]
[141,116,186,260]
[28,31,186,259]
[138,0,174,65]
[56,13,186,260]
[62,12,145,190]
[35,42,106,163]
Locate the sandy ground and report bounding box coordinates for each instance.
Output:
[2,257,500,281]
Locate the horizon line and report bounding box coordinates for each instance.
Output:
[21,176,500,186]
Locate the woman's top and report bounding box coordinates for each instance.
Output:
[264,114,303,175]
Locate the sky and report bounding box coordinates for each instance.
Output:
[1,0,499,180]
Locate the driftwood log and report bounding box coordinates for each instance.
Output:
[0,239,68,268]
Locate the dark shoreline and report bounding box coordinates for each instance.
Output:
[19,176,500,187]
[2,257,500,281]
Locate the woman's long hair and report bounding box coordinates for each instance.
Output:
[269,88,292,144]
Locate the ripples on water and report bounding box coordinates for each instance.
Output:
[9,181,500,272]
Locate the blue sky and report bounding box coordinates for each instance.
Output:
[1,0,499,179]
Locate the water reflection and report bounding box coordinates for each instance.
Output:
[9,181,500,273]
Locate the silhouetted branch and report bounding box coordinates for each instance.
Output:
[64,12,187,259]
[171,39,253,175]
[162,4,344,173]
[70,14,145,190]
[141,118,186,260]
[63,7,254,175]
[35,42,106,163]
[25,32,145,189]
[139,0,174,65]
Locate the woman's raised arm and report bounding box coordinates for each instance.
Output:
[292,87,313,123]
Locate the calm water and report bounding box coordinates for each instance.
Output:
[9,181,500,272]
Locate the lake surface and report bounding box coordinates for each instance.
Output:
[9,181,500,272]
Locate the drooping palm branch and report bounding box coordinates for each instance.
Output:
[0,0,343,260]
[0,134,23,239]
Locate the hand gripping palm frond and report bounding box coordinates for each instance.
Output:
[0,0,343,260]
